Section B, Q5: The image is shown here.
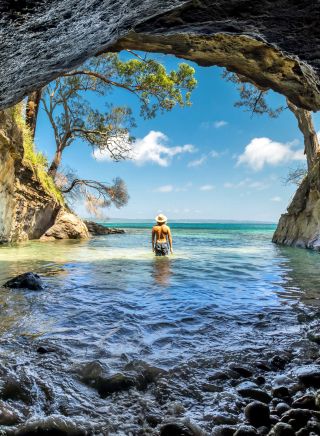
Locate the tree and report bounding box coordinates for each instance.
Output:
[55,168,128,217]
[39,52,196,178]
[223,70,319,175]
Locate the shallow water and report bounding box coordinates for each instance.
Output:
[0,222,320,434]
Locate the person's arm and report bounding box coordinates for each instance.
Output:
[167,227,173,254]
[152,228,155,252]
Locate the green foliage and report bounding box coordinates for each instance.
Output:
[12,104,64,204]
[222,70,285,118]
[42,51,197,170]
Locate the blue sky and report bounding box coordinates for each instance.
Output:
[35,51,320,222]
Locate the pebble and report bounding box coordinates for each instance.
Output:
[160,422,195,436]
[234,424,258,436]
[275,403,291,416]
[292,394,316,410]
[211,425,236,436]
[237,386,272,404]
[272,422,295,436]
[244,401,270,427]
[272,386,290,399]
[296,366,320,387]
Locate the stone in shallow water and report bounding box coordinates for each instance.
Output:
[160,422,196,436]
[229,363,253,378]
[3,272,44,290]
[272,386,290,399]
[96,373,136,397]
[237,382,272,404]
[244,401,270,427]
[296,366,320,387]
[211,425,236,436]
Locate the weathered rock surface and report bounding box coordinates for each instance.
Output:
[273,162,320,250]
[4,272,44,290]
[0,1,320,111]
[0,108,61,243]
[84,220,125,236]
[40,209,89,240]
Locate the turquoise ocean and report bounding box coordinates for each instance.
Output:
[0,221,319,432]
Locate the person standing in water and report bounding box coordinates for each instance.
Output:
[152,214,173,256]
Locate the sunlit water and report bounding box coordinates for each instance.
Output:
[0,222,320,434]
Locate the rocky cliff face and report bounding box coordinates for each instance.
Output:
[0,108,87,243]
[0,1,319,111]
[273,162,320,250]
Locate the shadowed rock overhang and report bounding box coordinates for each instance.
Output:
[0,0,319,110]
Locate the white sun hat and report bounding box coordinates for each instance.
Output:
[155,213,168,224]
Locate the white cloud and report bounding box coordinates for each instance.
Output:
[188,156,207,167]
[237,137,304,171]
[224,178,269,190]
[214,120,228,128]
[200,184,215,191]
[271,196,282,202]
[154,185,174,193]
[210,150,220,158]
[94,130,195,167]
[201,120,228,129]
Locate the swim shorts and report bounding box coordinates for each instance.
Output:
[154,242,169,256]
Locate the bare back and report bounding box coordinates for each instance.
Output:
[152,224,170,243]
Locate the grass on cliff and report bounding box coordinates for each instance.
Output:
[12,104,64,205]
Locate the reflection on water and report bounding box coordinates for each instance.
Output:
[0,223,319,432]
[152,257,172,286]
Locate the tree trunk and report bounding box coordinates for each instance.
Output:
[48,148,63,178]
[286,98,320,171]
[26,89,42,139]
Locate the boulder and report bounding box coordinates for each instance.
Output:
[84,220,125,235]
[4,272,44,290]
[244,401,270,427]
[40,209,89,240]
[95,373,135,398]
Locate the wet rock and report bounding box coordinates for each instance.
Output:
[14,415,86,435]
[270,415,280,425]
[211,425,236,436]
[272,386,290,399]
[84,220,125,236]
[292,394,316,410]
[212,413,238,425]
[306,419,320,433]
[270,356,288,371]
[95,373,135,397]
[257,426,269,435]
[145,413,162,427]
[234,424,258,436]
[3,272,44,290]
[272,422,295,436]
[244,401,270,427]
[0,401,21,425]
[256,362,272,372]
[124,360,167,389]
[307,330,320,345]
[255,376,266,386]
[208,370,230,381]
[275,403,291,416]
[77,361,105,386]
[1,376,32,404]
[296,366,320,387]
[295,429,309,436]
[160,422,196,436]
[202,382,224,393]
[281,409,312,428]
[237,382,272,404]
[36,346,55,354]
[229,364,253,378]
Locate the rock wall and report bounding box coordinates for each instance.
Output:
[0,1,319,111]
[0,108,60,242]
[272,162,320,250]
